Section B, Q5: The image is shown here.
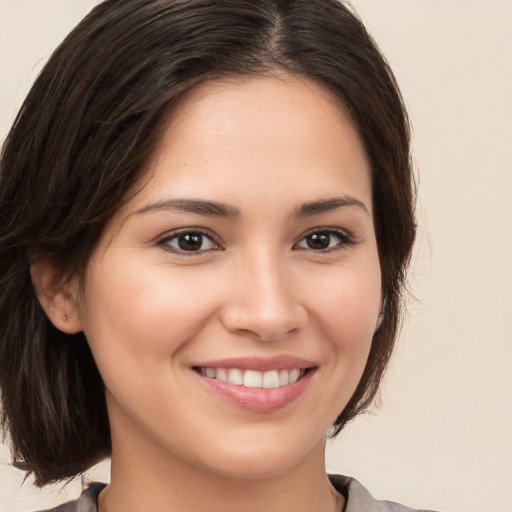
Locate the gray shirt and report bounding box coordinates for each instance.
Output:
[35,475,441,512]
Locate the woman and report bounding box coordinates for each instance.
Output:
[0,0,423,511]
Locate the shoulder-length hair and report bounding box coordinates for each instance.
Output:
[0,0,415,486]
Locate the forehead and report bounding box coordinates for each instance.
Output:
[115,73,372,225]
[158,73,364,162]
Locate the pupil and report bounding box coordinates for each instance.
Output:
[307,233,330,249]
[178,233,202,251]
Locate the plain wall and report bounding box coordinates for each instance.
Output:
[1,1,511,511]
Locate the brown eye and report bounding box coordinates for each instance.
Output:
[161,231,218,253]
[305,232,332,250]
[294,229,354,251]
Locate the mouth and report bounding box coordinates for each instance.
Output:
[191,356,317,412]
[193,367,310,389]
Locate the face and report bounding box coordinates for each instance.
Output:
[75,74,381,480]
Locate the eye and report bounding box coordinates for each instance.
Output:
[294,229,354,251]
[159,230,220,254]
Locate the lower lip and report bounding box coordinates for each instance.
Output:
[195,370,315,413]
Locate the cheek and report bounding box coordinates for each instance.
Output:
[311,261,382,352]
[79,253,218,368]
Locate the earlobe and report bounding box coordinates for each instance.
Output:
[375,311,384,332]
[375,299,386,332]
[30,259,83,334]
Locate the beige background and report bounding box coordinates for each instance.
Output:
[1,1,511,511]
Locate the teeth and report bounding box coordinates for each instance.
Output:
[199,367,306,388]
[243,370,262,388]
[216,368,228,382]
[262,370,279,388]
[289,368,300,384]
[228,368,243,385]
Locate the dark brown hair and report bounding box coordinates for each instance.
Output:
[0,0,415,486]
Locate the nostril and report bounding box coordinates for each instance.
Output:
[220,300,307,342]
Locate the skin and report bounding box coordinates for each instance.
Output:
[36,73,382,512]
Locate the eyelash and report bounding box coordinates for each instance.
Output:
[158,229,221,255]
[293,228,356,253]
[157,227,356,255]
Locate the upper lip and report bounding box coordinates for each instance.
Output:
[192,355,317,372]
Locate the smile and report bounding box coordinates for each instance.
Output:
[196,367,306,388]
[192,356,317,412]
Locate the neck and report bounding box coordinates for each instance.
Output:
[100,434,343,512]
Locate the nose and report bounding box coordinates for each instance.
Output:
[220,253,307,342]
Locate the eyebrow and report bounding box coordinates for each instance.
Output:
[296,196,369,216]
[133,195,369,220]
[134,198,241,219]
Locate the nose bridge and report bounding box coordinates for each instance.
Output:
[221,247,305,341]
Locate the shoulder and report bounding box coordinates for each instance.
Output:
[34,483,106,512]
[35,477,441,512]
[329,475,442,512]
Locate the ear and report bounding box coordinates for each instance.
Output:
[375,311,384,332]
[30,259,83,334]
[375,298,386,333]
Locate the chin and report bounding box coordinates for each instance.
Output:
[206,454,305,481]
[192,430,326,481]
